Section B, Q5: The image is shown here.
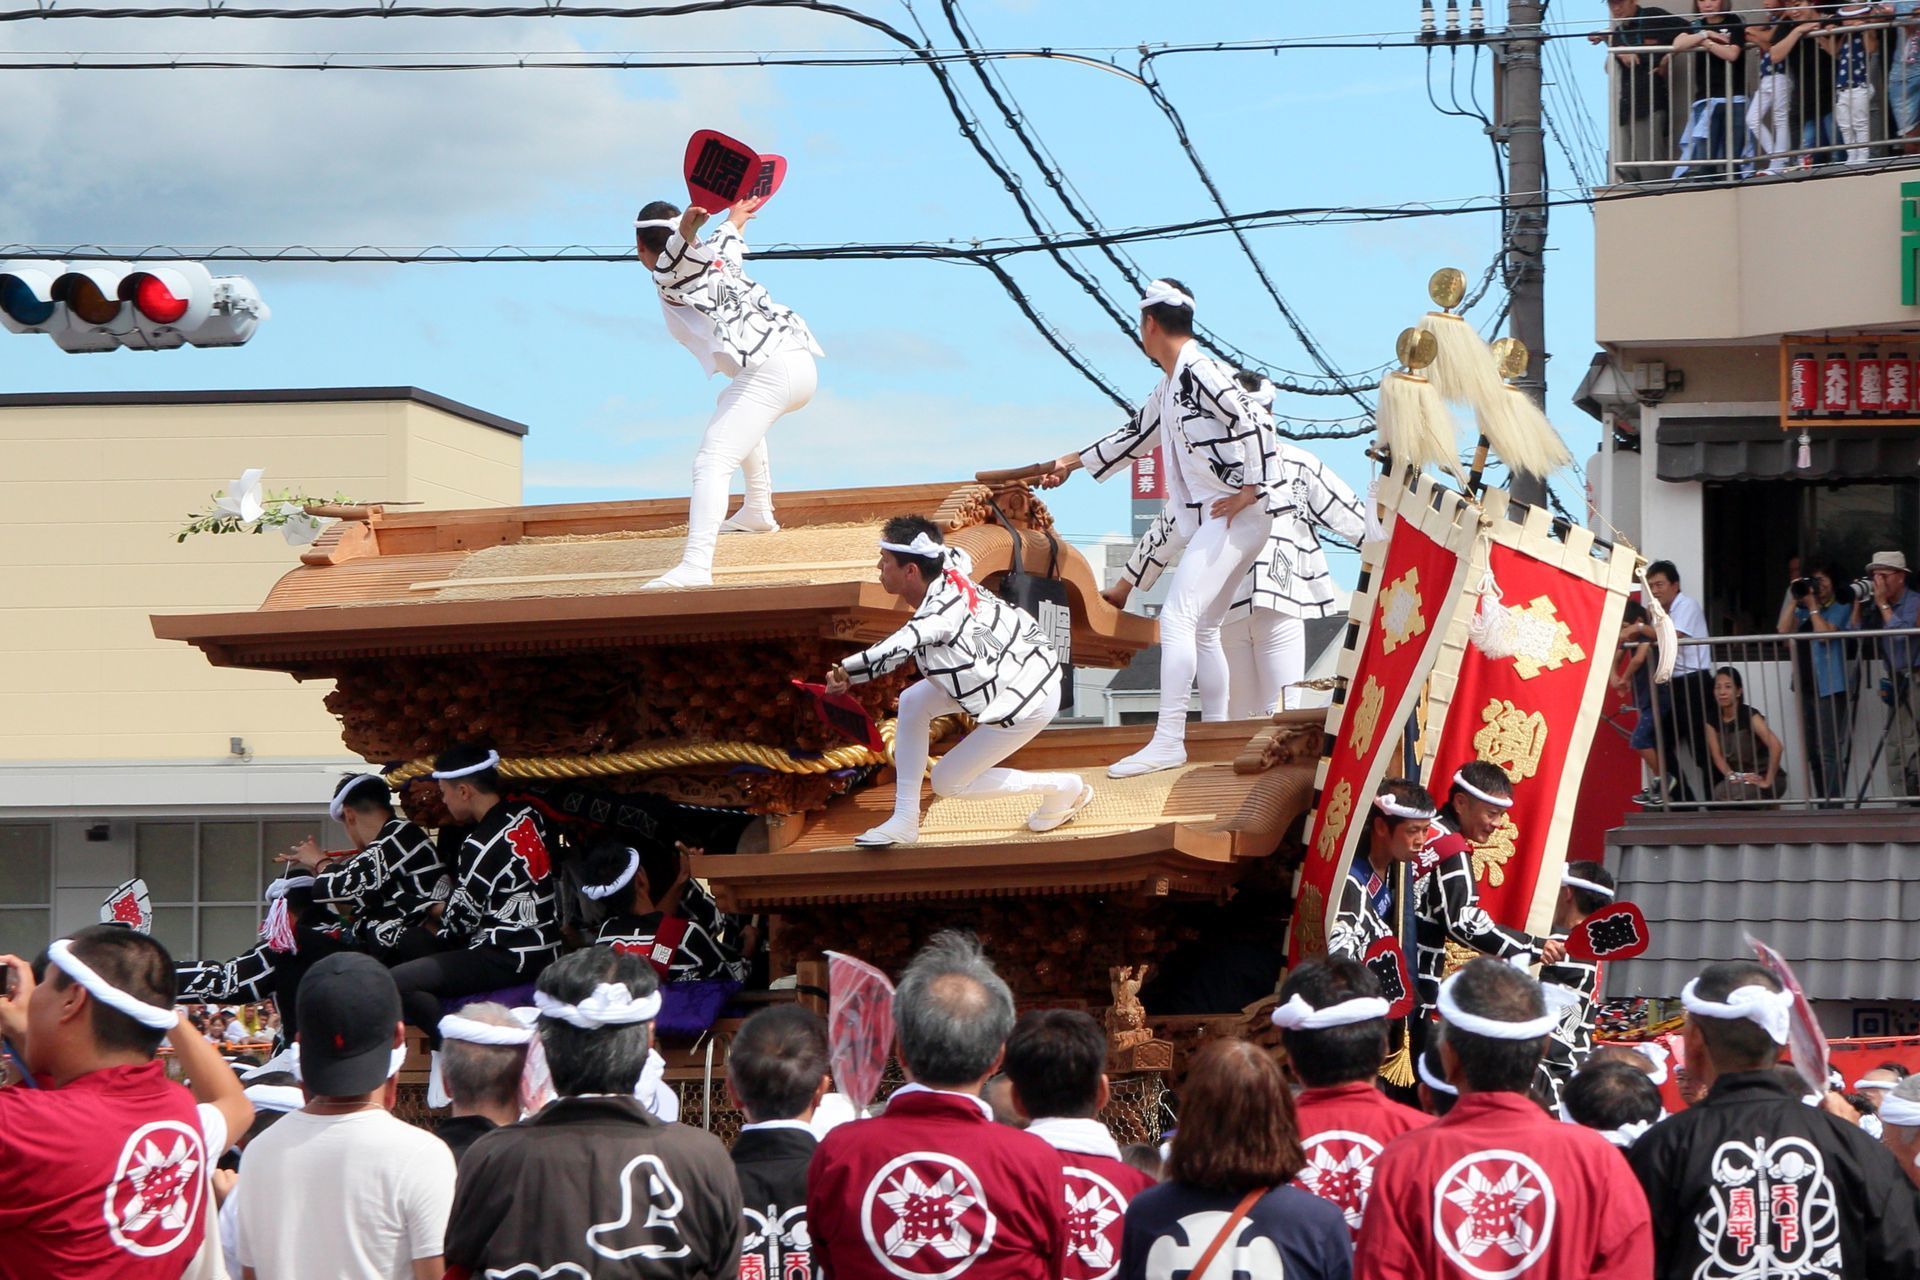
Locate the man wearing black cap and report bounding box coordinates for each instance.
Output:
[390,743,562,1053]
[232,952,456,1280]
[445,945,742,1279]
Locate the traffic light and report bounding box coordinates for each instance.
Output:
[0,260,270,352]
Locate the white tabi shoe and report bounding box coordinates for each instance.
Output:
[641,563,713,591]
[1028,782,1096,833]
[1107,745,1187,779]
[854,818,920,849]
[719,509,780,534]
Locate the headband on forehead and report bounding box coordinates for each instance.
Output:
[1561,873,1616,899]
[329,772,390,822]
[47,938,179,1031]
[1880,1093,1920,1128]
[1436,970,1561,1040]
[1452,770,1513,810]
[440,1012,536,1047]
[581,849,641,902]
[879,534,973,580]
[432,750,501,781]
[1271,993,1391,1031]
[1854,1076,1900,1091]
[1632,1042,1671,1086]
[1680,978,1794,1045]
[534,983,662,1030]
[634,217,680,232]
[1139,279,1195,311]
[1418,1048,1458,1096]
[1374,794,1438,822]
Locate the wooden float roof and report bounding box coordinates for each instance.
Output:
[695,715,1324,909]
[152,481,1156,673]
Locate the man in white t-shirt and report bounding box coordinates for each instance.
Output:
[1645,559,1714,803]
[233,952,454,1280]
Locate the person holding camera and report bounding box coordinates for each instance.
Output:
[1779,562,1860,802]
[1864,550,1920,798]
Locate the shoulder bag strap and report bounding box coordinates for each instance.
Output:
[1186,1184,1270,1279]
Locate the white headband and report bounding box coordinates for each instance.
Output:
[533,983,662,1029]
[1374,794,1439,822]
[431,750,501,781]
[1599,1118,1655,1149]
[243,1083,306,1114]
[1451,770,1514,810]
[879,533,949,561]
[634,217,680,232]
[1139,279,1195,311]
[439,1013,536,1047]
[1633,1042,1671,1086]
[1879,1093,1920,1127]
[1271,993,1391,1031]
[1436,971,1559,1040]
[1561,874,1616,899]
[581,849,641,901]
[1680,978,1794,1046]
[1418,1050,1458,1096]
[1853,1077,1901,1091]
[264,875,314,901]
[328,772,389,822]
[47,939,179,1031]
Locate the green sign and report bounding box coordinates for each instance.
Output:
[1903,181,1920,306]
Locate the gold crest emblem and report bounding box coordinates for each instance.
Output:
[1294,884,1328,957]
[1473,699,1549,781]
[1315,779,1354,863]
[1506,595,1587,681]
[1347,676,1387,759]
[1377,567,1428,655]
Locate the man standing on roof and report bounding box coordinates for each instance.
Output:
[1035,279,1278,777]
[634,194,824,591]
[824,515,1092,850]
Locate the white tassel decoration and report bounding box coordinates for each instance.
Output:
[1638,568,1678,685]
[1477,384,1575,481]
[1378,369,1467,484]
[1465,569,1521,659]
[1364,477,1388,543]
[1418,311,1511,419]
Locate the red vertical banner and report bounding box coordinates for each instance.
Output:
[1289,475,1482,964]
[1131,447,1166,500]
[1423,502,1638,937]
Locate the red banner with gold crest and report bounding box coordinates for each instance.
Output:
[1422,503,1638,938]
[1289,476,1482,964]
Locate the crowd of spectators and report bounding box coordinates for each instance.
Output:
[1603,1,1920,182]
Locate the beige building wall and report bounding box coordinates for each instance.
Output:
[0,391,523,765]
[1596,167,1920,346]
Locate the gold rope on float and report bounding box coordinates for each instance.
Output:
[379,715,972,787]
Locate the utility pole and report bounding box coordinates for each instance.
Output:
[1500,0,1549,507]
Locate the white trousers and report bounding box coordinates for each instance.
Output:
[1153,509,1274,747]
[1836,84,1873,164]
[680,347,817,574]
[888,679,1080,826]
[1198,608,1307,719]
[1747,74,1793,171]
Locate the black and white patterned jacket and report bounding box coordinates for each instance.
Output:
[176,943,278,1006]
[842,569,1060,727]
[1537,948,1602,1104]
[1078,340,1278,536]
[596,882,750,984]
[1327,865,1397,963]
[652,221,822,376]
[310,818,448,950]
[1120,442,1368,621]
[1412,826,1547,1013]
[443,801,562,968]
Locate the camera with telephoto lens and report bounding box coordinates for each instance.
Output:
[1834,576,1873,606]
[1791,577,1814,601]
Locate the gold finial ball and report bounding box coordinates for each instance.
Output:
[1396,327,1438,371]
[1428,267,1467,311]
[1491,336,1530,380]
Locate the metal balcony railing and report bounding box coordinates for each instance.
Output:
[1604,15,1920,186]
[1622,622,1920,811]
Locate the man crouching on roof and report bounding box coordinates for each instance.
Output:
[824,515,1094,849]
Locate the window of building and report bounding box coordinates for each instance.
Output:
[0,825,53,959]
[136,819,322,960]
[1702,479,1920,638]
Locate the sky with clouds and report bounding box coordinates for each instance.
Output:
[2,1,1614,563]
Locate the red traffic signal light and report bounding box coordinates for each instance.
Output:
[0,261,268,352]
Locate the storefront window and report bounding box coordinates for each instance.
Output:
[1703,480,1919,637]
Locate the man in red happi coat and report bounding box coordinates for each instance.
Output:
[809,932,1069,1280]
[1355,957,1653,1280]
[1002,1008,1156,1280]
[1274,957,1431,1240]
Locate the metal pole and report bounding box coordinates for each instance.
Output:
[1502,0,1549,507]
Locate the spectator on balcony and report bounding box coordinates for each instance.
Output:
[1705,667,1788,804]
[1865,550,1920,797]
[1599,0,1692,182]
[1891,1,1920,151]
[1747,3,1801,173]
[1615,599,1671,804]
[1778,561,1859,802]
[1644,561,1715,803]
[1782,2,1841,166]
[1821,4,1880,164]
[1673,0,1748,179]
